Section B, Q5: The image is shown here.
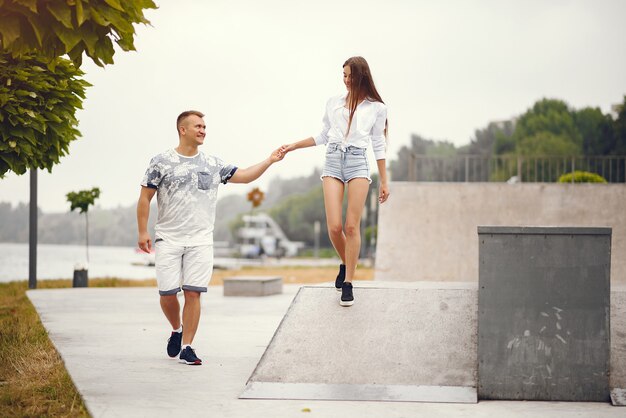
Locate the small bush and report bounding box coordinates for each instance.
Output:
[557,171,607,183]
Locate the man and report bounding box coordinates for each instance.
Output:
[137,110,283,365]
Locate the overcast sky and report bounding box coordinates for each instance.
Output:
[1,0,625,213]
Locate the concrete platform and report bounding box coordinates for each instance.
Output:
[242,286,477,403]
[27,283,626,417]
[223,275,282,296]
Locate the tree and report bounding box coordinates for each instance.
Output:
[573,107,614,156]
[508,98,582,156]
[611,96,626,182]
[612,96,626,155]
[0,53,90,176]
[467,120,515,156]
[0,0,157,67]
[263,168,322,207]
[389,134,458,181]
[269,185,328,247]
[66,187,100,263]
[0,0,156,177]
[516,132,581,157]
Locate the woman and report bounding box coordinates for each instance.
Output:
[280,56,390,307]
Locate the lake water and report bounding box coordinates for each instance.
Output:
[0,242,157,282]
[0,242,341,283]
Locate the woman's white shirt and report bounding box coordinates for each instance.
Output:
[314,93,387,160]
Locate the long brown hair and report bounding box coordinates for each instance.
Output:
[343,56,386,137]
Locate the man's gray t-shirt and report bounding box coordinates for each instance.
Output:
[141,149,237,246]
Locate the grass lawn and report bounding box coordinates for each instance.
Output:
[0,266,373,417]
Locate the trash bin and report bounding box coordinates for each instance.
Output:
[73,263,88,287]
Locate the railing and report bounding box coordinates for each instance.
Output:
[406,155,626,183]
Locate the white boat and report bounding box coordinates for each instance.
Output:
[237,212,304,258]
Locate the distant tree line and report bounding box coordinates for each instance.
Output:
[390,96,626,182]
[0,197,248,246]
[0,201,150,246]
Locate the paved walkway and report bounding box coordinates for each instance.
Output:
[28,284,623,417]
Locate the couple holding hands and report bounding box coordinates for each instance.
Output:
[137,56,389,365]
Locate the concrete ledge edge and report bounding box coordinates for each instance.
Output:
[240,382,477,403]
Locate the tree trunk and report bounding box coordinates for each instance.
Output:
[85,211,90,264]
[29,168,37,289]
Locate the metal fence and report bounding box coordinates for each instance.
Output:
[406,155,626,183]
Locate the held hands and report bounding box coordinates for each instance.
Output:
[270,147,288,163]
[270,143,296,163]
[279,143,296,155]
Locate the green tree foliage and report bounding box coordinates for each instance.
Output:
[492,98,621,159]
[263,168,322,208]
[508,98,582,156]
[612,96,626,155]
[66,187,100,262]
[389,134,458,180]
[0,53,90,176]
[516,132,581,157]
[0,201,157,246]
[0,0,155,177]
[466,120,515,156]
[463,121,515,181]
[573,107,614,155]
[269,185,329,247]
[66,187,100,213]
[490,98,625,181]
[0,0,157,67]
[470,120,515,157]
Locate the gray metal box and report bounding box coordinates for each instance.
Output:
[478,226,611,401]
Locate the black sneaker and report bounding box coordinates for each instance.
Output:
[340,282,354,307]
[335,264,346,291]
[179,346,202,365]
[167,330,182,358]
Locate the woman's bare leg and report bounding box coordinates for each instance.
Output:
[344,178,369,282]
[322,177,346,263]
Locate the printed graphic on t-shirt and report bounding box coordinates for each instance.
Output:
[141,149,237,246]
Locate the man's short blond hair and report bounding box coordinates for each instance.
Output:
[176,110,205,132]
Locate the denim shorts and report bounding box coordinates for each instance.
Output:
[321,143,371,184]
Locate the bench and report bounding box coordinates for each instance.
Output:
[223,276,283,297]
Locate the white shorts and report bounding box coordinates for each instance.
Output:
[154,240,214,295]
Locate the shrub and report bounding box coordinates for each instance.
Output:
[557,171,607,183]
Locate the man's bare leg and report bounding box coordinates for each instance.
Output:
[182,290,201,345]
[160,294,181,329]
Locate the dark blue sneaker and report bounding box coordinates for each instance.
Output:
[179,346,202,365]
[340,282,354,307]
[167,330,182,358]
[335,264,346,291]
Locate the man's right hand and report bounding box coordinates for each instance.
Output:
[138,232,152,253]
[279,143,296,154]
